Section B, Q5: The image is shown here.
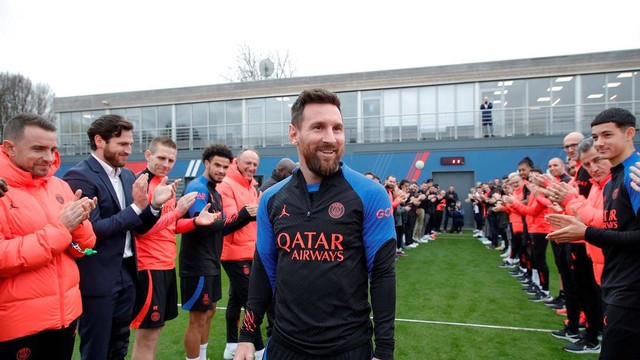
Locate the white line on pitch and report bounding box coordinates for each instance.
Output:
[394,318,554,332]
[178,305,554,333]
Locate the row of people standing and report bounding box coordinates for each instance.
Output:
[1,87,397,360]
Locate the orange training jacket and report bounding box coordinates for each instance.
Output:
[218,160,258,261]
[562,175,609,285]
[0,146,96,341]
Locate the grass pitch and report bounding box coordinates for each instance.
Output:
[73,231,594,359]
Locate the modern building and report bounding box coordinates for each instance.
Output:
[53,49,640,225]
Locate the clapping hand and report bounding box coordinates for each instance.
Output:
[60,189,97,231]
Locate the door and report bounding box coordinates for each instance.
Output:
[432,171,475,229]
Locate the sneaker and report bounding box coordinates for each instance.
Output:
[556,308,567,315]
[551,327,581,342]
[495,244,506,251]
[530,291,553,302]
[255,348,265,360]
[498,261,516,269]
[223,343,237,360]
[481,239,492,245]
[509,269,523,277]
[563,338,601,354]
[525,286,540,296]
[396,251,407,257]
[500,251,511,258]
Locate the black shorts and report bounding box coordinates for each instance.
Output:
[131,269,178,329]
[180,275,222,311]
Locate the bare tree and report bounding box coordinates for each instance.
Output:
[0,72,54,138]
[224,43,296,82]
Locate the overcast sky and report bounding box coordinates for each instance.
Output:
[1,0,639,97]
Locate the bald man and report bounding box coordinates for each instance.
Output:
[259,157,296,192]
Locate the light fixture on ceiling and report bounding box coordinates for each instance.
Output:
[552,99,561,106]
[610,94,618,100]
[537,97,551,102]
[102,100,110,106]
[547,86,563,92]
[588,94,603,99]
[606,82,621,88]
[556,76,573,82]
[617,72,633,78]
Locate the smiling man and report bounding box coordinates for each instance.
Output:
[63,115,174,360]
[0,114,96,360]
[217,149,263,360]
[547,108,640,359]
[235,89,397,360]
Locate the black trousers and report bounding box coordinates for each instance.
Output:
[0,320,77,360]
[600,304,640,359]
[265,336,372,360]
[569,244,602,341]
[222,260,264,350]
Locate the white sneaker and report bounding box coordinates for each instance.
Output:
[407,243,419,248]
[223,343,237,360]
[255,348,265,360]
[481,239,492,245]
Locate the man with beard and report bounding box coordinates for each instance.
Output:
[179,144,256,360]
[234,89,396,360]
[63,115,175,360]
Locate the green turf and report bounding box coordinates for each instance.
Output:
[72,231,595,359]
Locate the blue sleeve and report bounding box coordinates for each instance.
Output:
[185,178,209,218]
[256,186,279,292]
[344,167,396,275]
[623,153,640,215]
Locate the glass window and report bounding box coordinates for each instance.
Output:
[338,92,357,143]
[265,97,285,146]
[400,88,418,140]
[247,99,264,148]
[527,78,552,135]
[157,105,172,138]
[209,102,225,143]
[437,85,454,138]
[455,84,474,138]
[226,100,242,148]
[383,89,400,141]
[175,104,191,150]
[418,86,436,139]
[608,71,633,108]
[362,90,381,143]
[582,74,607,131]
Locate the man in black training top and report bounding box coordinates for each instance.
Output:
[234,88,397,360]
[548,107,640,359]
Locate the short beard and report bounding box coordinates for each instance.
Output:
[303,145,341,178]
[103,147,126,168]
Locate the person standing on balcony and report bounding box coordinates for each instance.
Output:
[481,97,493,137]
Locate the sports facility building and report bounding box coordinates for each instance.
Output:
[53,49,640,224]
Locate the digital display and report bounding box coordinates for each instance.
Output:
[440,156,465,165]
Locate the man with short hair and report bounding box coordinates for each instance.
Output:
[130,137,200,360]
[259,157,295,192]
[548,108,640,358]
[217,149,265,360]
[179,144,256,360]
[235,88,396,360]
[545,132,602,354]
[63,114,174,360]
[0,114,96,360]
[548,157,571,183]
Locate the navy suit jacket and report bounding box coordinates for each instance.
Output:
[63,156,158,297]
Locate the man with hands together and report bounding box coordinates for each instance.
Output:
[0,114,96,360]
